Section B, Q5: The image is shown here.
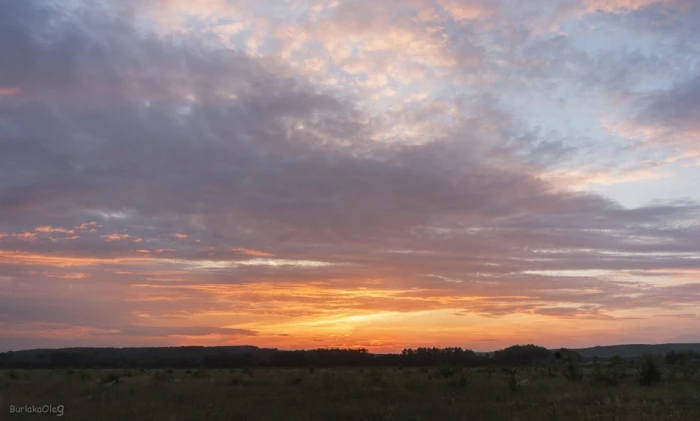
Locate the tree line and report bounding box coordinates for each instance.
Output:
[2,344,696,369]
[0,345,584,369]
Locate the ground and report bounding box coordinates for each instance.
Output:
[1,366,700,420]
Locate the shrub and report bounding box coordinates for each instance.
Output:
[368,368,385,386]
[437,366,457,378]
[590,362,624,387]
[508,371,519,392]
[449,372,469,388]
[100,373,120,385]
[564,359,583,382]
[637,354,662,386]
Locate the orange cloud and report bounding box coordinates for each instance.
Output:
[0,250,153,268]
[439,0,495,21]
[76,222,101,232]
[35,226,76,235]
[102,234,131,241]
[12,232,37,241]
[232,248,275,257]
[42,272,90,280]
[0,87,21,95]
[584,0,677,12]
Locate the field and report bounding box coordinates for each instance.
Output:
[2,365,700,421]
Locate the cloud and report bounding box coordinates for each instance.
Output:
[636,76,700,140]
[1,0,700,351]
[0,87,21,96]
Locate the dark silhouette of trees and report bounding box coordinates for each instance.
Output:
[665,350,700,365]
[0,344,681,370]
[493,345,552,365]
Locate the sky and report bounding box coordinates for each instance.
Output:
[0,0,699,353]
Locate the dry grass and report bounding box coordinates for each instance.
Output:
[1,366,699,420]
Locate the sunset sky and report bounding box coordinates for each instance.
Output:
[1,0,699,353]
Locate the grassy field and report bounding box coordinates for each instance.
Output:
[2,365,700,420]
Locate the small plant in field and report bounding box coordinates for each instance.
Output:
[486,366,495,377]
[321,371,336,389]
[154,370,174,382]
[590,362,624,387]
[165,368,174,374]
[508,370,519,392]
[100,373,120,385]
[437,366,456,378]
[66,369,75,375]
[291,376,303,385]
[80,371,91,381]
[8,370,18,380]
[682,365,697,380]
[368,368,385,386]
[308,366,315,374]
[547,366,555,378]
[450,372,469,387]
[244,367,254,378]
[637,354,662,386]
[564,358,583,382]
[230,377,241,385]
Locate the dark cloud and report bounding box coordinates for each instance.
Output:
[636,75,700,135]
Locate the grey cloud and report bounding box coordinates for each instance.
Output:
[636,75,700,135]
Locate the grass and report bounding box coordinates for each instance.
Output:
[1,366,699,420]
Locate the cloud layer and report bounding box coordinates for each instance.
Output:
[1,0,699,352]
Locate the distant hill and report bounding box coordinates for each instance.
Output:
[572,343,700,359]
[4,343,700,368]
[3,345,278,366]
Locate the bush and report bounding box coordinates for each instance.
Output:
[508,371,519,392]
[564,359,583,382]
[637,354,662,386]
[437,366,457,378]
[449,372,469,388]
[368,368,385,386]
[590,362,624,387]
[100,373,120,385]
